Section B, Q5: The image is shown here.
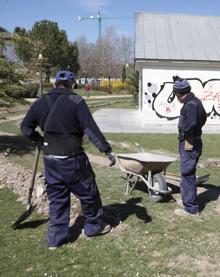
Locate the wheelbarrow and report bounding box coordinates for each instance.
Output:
[115,152,176,202]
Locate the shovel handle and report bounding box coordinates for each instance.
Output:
[27,147,41,205]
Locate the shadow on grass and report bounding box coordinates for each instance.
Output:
[0,134,34,155]
[166,182,180,194]
[15,218,48,229]
[68,198,152,242]
[198,183,220,212]
[68,215,85,242]
[127,180,177,203]
[103,197,152,227]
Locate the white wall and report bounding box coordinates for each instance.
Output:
[141,68,220,124]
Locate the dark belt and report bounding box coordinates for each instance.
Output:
[43,133,83,156]
[178,130,201,141]
[194,136,201,140]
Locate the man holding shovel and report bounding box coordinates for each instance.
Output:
[21,70,116,249]
[172,76,207,216]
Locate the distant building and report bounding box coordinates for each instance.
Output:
[135,12,220,125]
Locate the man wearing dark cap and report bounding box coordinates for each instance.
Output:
[172,76,207,216]
[21,70,116,249]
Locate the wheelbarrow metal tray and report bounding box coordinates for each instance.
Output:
[116,153,176,175]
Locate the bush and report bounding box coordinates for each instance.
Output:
[0,59,14,79]
[94,85,112,93]
[21,83,39,98]
[0,90,11,101]
[3,83,39,98]
[131,89,139,105]
[100,79,128,90]
[0,90,14,107]
[43,81,53,91]
[75,83,84,89]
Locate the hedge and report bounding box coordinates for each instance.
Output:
[3,83,39,99]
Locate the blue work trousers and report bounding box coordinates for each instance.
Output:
[179,139,202,214]
[43,153,103,247]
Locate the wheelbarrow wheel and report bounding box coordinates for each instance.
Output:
[148,173,167,202]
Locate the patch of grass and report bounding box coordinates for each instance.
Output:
[1,161,220,276]
[1,103,220,276]
[2,105,29,118]
[0,120,21,134]
[75,88,130,97]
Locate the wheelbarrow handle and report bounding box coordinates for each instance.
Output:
[27,147,41,205]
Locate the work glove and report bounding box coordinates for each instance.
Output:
[184,138,193,151]
[33,132,44,150]
[105,150,116,167]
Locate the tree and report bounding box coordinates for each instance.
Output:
[118,35,134,65]
[95,27,120,91]
[0,26,7,32]
[59,42,79,73]
[0,27,8,58]
[30,20,79,74]
[127,70,139,104]
[77,37,96,80]
[121,65,126,83]
[14,27,32,62]
[76,26,134,85]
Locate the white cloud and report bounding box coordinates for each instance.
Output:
[75,0,109,11]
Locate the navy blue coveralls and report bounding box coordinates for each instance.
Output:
[178,92,207,214]
[21,88,112,247]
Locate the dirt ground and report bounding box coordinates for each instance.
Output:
[0,135,216,217]
[0,149,125,234]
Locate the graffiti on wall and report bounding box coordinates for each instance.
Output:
[143,78,220,119]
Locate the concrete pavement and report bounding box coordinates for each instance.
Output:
[93,108,220,134]
[24,98,220,134]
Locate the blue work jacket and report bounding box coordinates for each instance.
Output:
[178,92,207,140]
[21,88,111,153]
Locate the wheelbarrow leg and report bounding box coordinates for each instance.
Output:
[147,170,152,189]
[125,173,139,195]
[125,173,133,194]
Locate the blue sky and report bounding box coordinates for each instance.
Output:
[1,0,220,42]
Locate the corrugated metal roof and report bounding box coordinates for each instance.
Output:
[135,12,220,61]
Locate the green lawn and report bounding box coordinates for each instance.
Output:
[0,101,220,276]
[75,88,131,97]
[1,159,220,277]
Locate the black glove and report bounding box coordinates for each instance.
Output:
[105,151,116,167]
[33,132,44,149]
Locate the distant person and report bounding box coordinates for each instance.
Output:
[21,70,116,249]
[172,76,207,216]
[85,83,91,98]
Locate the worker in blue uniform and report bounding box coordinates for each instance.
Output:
[172,76,207,216]
[21,70,116,249]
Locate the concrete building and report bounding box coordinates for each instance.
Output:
[135,12,220,125]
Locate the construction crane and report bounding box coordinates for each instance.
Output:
[76,10,132,40]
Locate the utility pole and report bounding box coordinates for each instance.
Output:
[77,11,131,40]
[38,53,43,96]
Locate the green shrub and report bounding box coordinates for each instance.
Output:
[0,59,14,79]
[3,83,39,99]
[21,83,39,98]
[43,81,53,91]
[0,90,7,98]
[0,90,14,107]
[76,83,84,89]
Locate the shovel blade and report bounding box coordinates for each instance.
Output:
[12,147,40,229]
[11,204,36,229]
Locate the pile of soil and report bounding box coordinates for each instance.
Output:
[0,153,81,223]
[0,152,122,232]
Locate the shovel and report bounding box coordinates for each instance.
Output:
[12,147,41,229]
